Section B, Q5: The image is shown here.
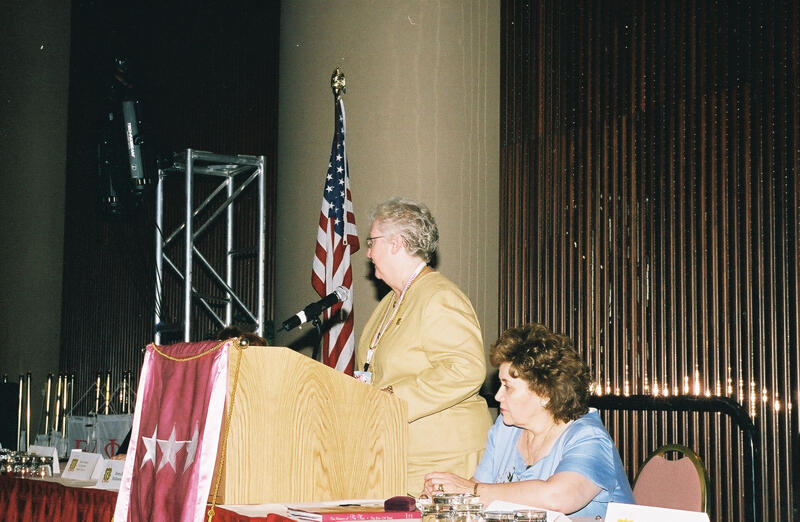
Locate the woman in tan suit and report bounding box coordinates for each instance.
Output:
[355,197,492,495]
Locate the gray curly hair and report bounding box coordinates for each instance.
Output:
[369,197,439,262]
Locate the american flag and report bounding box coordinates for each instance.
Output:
[312,97,359,374]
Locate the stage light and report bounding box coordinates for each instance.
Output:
[96,56,152,216]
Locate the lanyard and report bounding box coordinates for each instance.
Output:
[363,261,427,372]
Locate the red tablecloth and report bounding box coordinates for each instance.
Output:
[0,474,117,521]
[0,475,275,521]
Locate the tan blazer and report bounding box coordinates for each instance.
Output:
[356,271,492,493]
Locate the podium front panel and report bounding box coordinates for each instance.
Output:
[211,346,407,504]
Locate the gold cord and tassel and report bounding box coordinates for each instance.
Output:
[150,339,228,362]
[153,337,244,522]
[206,338,245,521]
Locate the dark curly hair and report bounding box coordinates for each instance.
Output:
[489,323,591,423]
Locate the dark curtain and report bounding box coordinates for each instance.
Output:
[500,1,799,520]
[59,1,279,416]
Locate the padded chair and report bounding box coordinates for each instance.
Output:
[633,444,709,514]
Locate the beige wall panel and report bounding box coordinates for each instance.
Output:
[277,1,500,372]
[0,0,70,427]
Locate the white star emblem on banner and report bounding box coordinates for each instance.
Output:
[183,423,200,471]
[157,425,183,472]
[140,424,158,468]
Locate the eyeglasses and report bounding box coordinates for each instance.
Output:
[366,236,385,249]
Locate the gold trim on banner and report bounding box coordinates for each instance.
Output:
[150,339,230,362]
[207,338,245,521]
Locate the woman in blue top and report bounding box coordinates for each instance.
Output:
[423,323,634,518]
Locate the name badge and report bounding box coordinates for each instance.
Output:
[354,370,373,384]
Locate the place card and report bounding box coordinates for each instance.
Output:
[605,502,710,522]
[93,459,125,490]
[28,444,61,474]
[61,449,105,483]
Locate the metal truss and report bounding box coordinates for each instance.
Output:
[154,149,266,343]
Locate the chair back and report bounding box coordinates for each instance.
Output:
[633,444,708,513]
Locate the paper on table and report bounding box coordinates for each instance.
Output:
[92,459,125,491]
[60,448,105,485]
[287,499,422,522]
[484,500,570,522]
[216,504,291,517]
[287,500,387,509]
[604,502,710,522]
[28,445,61,474]
[220,500,385,518]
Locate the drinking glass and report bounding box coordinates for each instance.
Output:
[513,509,547,522]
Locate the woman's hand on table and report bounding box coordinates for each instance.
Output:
[422,471,476,497]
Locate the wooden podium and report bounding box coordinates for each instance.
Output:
[209,346,407,504]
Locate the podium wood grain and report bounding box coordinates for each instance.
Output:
[210,346,407,504]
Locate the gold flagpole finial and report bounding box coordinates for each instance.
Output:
[331,67,346,99]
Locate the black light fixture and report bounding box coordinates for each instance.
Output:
[97,57,151,216]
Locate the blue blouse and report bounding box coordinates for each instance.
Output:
[473,409,634,518]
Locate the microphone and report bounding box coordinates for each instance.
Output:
[281,286,350,331]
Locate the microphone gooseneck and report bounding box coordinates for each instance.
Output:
[280,286,350,331]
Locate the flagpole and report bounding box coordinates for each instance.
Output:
[331,67,345,99]
[311,67,346,363]
[311,66,358,372]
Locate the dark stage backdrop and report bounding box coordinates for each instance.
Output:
[500,1,798,520]
[60,2,279,416]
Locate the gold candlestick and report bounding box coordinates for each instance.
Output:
[44,374,52,434]
[54,375,62,433]
[63,373,71,436]
[104,371,111,415]
[25,372,31,451]
[94,373,101,415]
[17,375,23,451]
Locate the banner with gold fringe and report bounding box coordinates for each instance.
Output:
[113,339,232,522]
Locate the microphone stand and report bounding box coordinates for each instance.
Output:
[310,315,323,362]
